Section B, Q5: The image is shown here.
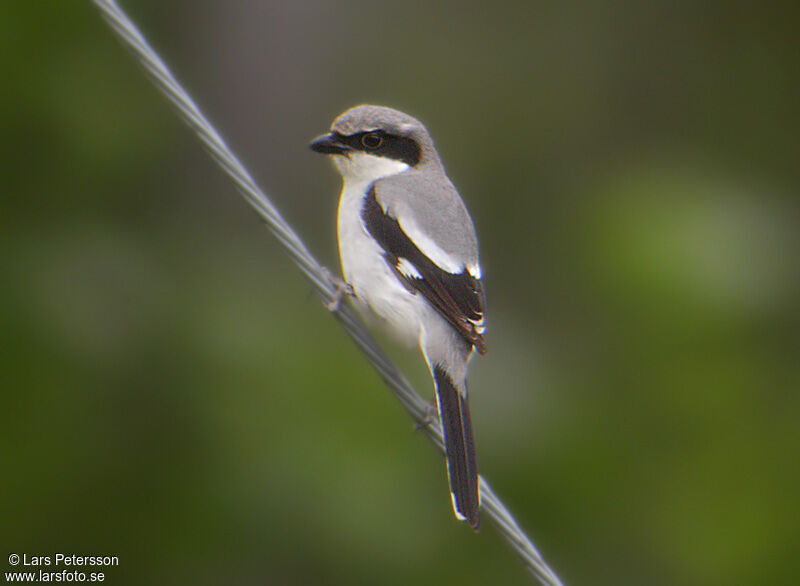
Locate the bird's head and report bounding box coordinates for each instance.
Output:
[310,105,437,183]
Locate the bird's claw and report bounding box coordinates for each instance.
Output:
[413,401,439,432]
[321,267,353,312]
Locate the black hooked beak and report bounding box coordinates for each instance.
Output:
[309,133,350,155]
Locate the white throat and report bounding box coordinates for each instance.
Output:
[332,152,410,186]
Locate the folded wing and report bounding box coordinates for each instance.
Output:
[362,186,487,354]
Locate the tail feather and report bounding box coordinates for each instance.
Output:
[433,365,480,530]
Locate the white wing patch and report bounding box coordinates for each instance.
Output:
[396,257,422,280]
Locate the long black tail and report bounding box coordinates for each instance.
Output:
[433,365,480,530]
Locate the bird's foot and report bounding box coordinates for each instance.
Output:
[321,267,354,312]
[413,401,439,432]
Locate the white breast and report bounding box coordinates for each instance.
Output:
[334,153,426,345]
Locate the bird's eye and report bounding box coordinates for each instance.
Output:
[361,133,383,149]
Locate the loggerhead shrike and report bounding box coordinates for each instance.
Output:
[310,105,486,530]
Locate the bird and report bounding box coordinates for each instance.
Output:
[310,105,486,530]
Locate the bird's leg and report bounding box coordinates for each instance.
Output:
[413,400,439,432]
[321,266,354,312]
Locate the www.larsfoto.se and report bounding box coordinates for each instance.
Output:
[5,569,106,583]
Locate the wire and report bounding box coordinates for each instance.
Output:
[89,2,565,584]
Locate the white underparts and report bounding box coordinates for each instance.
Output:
[333,151,424,346]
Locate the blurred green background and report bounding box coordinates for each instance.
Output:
[2,1,799,584]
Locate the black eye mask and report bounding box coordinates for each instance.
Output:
[335,131,421,166]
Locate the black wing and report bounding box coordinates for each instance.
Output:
[362,187,486,354]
